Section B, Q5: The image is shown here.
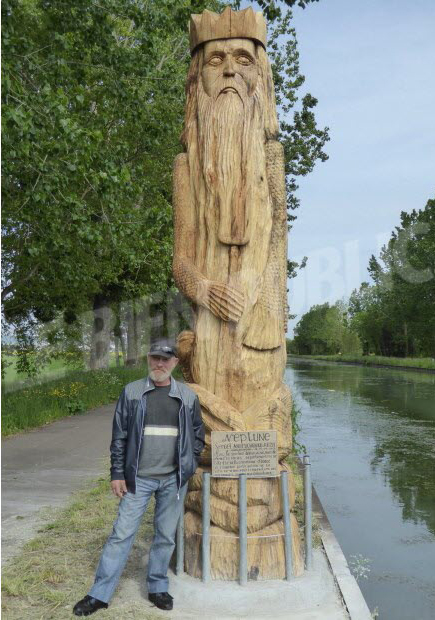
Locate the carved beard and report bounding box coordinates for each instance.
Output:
[196,76,264,246]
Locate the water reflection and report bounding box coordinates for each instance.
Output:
[287,359,435,620]
[293,360,435,422]
[290,360,435,535]
[371,434,435,536]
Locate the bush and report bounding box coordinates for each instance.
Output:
[1,366,148,437]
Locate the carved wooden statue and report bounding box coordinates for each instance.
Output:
[173,6,303,579]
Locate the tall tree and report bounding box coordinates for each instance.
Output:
[349,197,435,357]
[2,0,328,369]
[2,0,206,323]
[293,301,361,355]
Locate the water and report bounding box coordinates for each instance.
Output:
[286,359,435,620]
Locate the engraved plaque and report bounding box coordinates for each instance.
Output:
[211,430,278,478]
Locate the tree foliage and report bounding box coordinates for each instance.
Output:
[2,0,328,370]
[348,198,435,357]
[292,301,361,355]
[255,0,320,21]
[265,7,329,280]
[2,0,213,326]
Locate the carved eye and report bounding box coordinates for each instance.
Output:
[208,55,223,66]
[236,55,252,66]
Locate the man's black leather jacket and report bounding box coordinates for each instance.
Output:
[110,376,205,494]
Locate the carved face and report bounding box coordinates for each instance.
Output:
[201,38,258,99]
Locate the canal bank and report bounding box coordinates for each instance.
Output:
[311,484,372,620]
[288,354,435,373]
[166,461,372,619]
[287,358,435,620]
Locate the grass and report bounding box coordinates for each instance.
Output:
[287,455,322,550]
[289,353,435,370]
[2,352,124,391]
[1,365,149,437]
[1,473,161,620]
[2,353,72,385]
[2,467,315,620]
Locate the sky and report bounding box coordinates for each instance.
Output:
[4,1,434,345]
[274,0,435,335]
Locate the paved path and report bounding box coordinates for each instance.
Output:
[1,405,370,619]
[1,403,115,563]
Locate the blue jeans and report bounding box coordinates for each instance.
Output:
[88,474,186,603]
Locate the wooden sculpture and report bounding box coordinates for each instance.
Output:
[173,6,303,579]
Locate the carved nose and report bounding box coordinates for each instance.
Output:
[223,57,235,76]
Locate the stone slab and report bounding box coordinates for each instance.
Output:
[167,549,349,618]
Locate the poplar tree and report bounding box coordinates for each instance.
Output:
[2,0,328,370]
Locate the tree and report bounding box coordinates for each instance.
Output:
[2,0,329,371]
[293,301,361,355]
[2,0,207,311]
[348,283,386,355]
[2,0,219,366]
[255,0,320,21]
[266,7,329,282]
[348,197,435,357]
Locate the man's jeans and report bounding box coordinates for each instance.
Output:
[88,474,186,603]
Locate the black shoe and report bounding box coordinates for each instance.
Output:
[148,592,174,611]
[73,595,108,616]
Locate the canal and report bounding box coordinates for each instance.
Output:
[286,358,435,620]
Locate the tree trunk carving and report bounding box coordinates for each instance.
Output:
[173,7,303,579]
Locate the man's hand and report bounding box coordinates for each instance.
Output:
[111,480,127,498]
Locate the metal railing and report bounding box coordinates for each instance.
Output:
[176,455,313,583]
[303,455,313,570]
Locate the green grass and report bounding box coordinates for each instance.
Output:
[286,455,321,550]
[289,353,435,370]
[2,353,72,385]
[1,365,148,437]
[2,352,124,390]
[1,473,161,620]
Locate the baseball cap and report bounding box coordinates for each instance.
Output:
[147,338,177,359]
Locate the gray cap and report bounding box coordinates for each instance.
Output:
[147,338,177,358]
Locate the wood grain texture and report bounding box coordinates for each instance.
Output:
[186,463,296,533]
[184,510,303,580]
[173,10,302,579]
[189,7,267,53]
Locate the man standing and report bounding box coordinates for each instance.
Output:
[73,339,205,615]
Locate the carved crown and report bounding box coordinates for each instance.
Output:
[189,6,267,54]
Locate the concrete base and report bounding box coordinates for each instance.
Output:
[161,549,349,619]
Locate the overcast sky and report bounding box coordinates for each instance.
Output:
[276,0,435,335]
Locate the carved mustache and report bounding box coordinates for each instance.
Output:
[213,76,247,99]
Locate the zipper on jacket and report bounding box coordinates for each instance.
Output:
[135,394,146,491]
[135,380,183,498]
[177,398,183,500]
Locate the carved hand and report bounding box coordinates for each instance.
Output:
[203,280,244,322]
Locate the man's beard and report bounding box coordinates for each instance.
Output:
[196,77,264,245]
[149,368,172,383]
